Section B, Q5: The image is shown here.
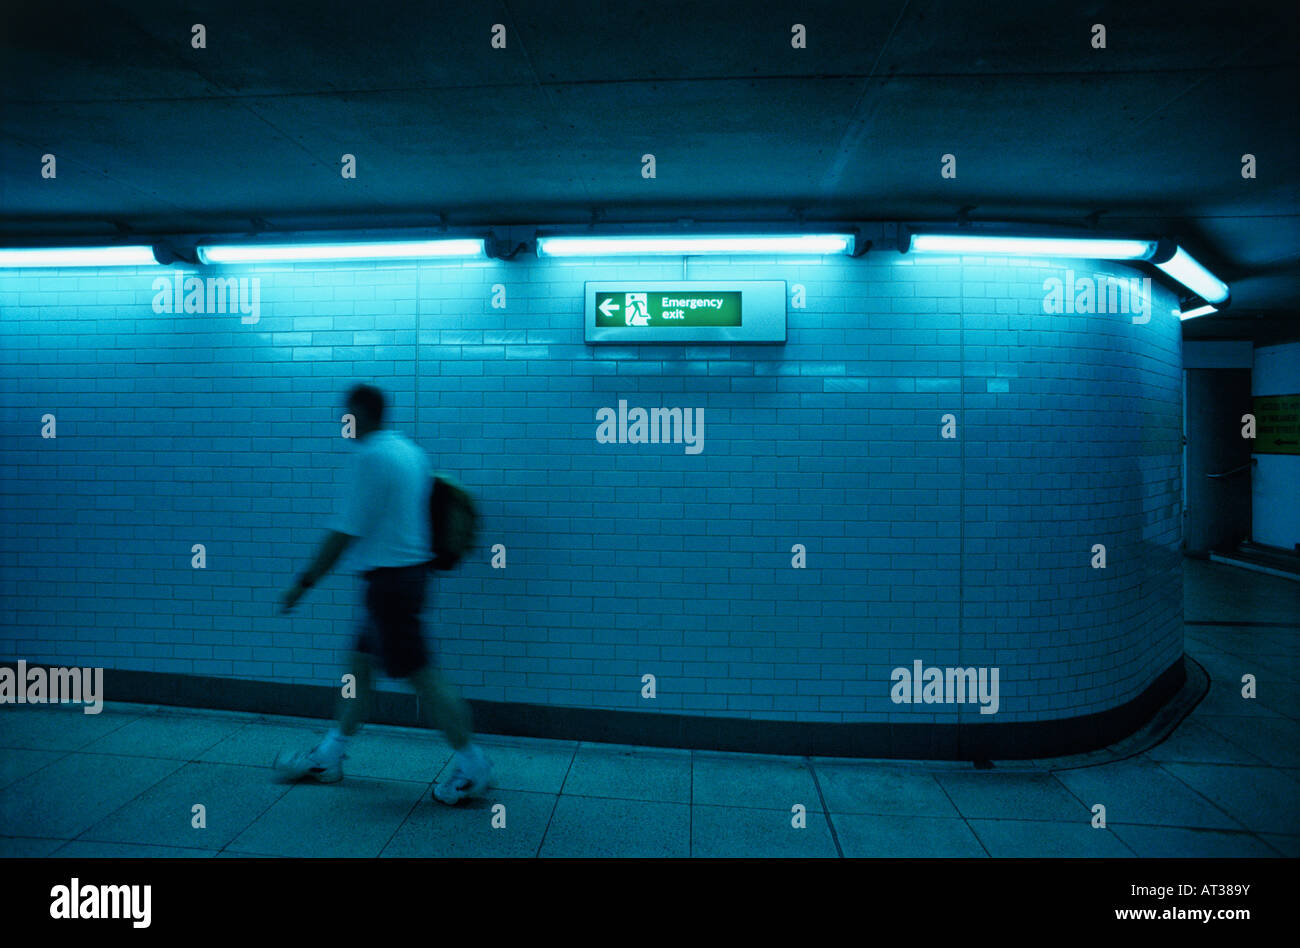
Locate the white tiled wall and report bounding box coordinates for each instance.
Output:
[0,251,1183,723]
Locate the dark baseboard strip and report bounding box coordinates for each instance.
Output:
[1185,621,1300,628]
[0,658,1186,761]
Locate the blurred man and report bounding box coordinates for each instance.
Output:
[275,383,492,804]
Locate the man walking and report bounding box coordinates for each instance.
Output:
[275,383,492,804]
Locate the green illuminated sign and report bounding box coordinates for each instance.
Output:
[594,290,742,328]
[1253,394,1300,455]
[585,280,785,344]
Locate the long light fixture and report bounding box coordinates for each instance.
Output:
[1154,247,1230,305]
[0,246,159,268]
[535,234,856,257]
[195,238,486,264]
[1177,304,1218,321]
[906,233,1157,260]
[906,231,1230,306]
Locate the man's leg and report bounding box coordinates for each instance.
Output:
[408,664,472,750]
[381,565,474,752]
[338,650,376,738]
[300,650,376,769]
[372,563,491,803]
[272,625,378,783]
[411,662,493,804]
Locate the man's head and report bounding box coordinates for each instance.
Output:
[346,383,385,438]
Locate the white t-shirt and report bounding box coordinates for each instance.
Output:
[328,429,432,573]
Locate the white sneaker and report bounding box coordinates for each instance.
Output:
[433,750,492,805]
[273,744,344,784]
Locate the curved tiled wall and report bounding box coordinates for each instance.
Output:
[0,251,1183,749]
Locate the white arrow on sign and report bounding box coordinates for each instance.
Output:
[598,297,620,317]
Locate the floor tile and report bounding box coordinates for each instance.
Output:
[0,706,143,751]
[1143,718,1267,765]
[1189,681,1284,718]
[813,762,959,817]
[560,744,691,803]
[1108,824,1276,857]
[0,752,184,839]
[1194,715,1300,768]
[692,803,838,857]
[833,814,987,858]
[692,752,821,811]
[1055,759,1243,830]
[382,788,554,857]
[0,836,66,857]
[225,777,429,857]
[0,747,65,790]
[79,761,293,850]
[935,771,1091,822]
[51,840,216,858]
[1260,834,1300,857]
[79,713,249,761]
[1157,763,1300,836]
[539,795,689,857]
[967,819,1134,857]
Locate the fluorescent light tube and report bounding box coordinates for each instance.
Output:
[535,234,855,256]
[1177,304,1218,321]
[196,239,485,264]
[907,233,1158,260]
[1155,247,1230,305]
[0,246,159,267]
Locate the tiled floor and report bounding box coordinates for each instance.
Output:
[2,559,1296,858]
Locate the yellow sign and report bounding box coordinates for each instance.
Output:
[1253,394,1300,455]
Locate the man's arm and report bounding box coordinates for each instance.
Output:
[280,530,356,613]
[301,529,355,586]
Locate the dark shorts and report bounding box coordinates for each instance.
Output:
[354,564,430,679]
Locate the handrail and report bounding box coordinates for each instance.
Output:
[1207,459,1258,479]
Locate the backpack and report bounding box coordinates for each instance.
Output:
[428,474,478,570]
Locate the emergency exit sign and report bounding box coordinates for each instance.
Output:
[595,291,742,327]
[585,281,786,344]
[1253,393,1300,455]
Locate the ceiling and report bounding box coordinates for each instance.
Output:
[1,0,1297,341]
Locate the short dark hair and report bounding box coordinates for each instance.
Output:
[346,383,385,425]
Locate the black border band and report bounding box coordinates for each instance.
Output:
[0,657,1186,760]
